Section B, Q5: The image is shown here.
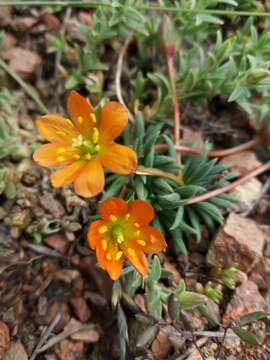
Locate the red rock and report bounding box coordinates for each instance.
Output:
[151,328,174,359]
[44,232,69,254]
[219,151,262,176]
[2,48,41,80]
[0,321,10,351]
[57,339,84,360]
[40,13,60,30]
[39,193,66,218]
[223,280,265,324]
[207,213,264,273]
[70,297,91,322]
[15,17,37,31]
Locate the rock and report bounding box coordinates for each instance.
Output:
[54,269,81,284]
[219,151,262,176]
[223,280,265,324]
[0,33,17,53]
[250,257,270,290]
[162,260,182,286]
[64,318,100,343]
[78,11,93,27]
[182,127,204,148]
[0,322,10,352]
[207,213,264,273]
[15,17,37,31]
[0,7,12,27]
[44,233,69,254]
[3,341,27,360]
[2,48,41,80]
[70,297,91,322]
[40,13,60,30]
[57,339,84,360]
[151,328,173,359]
[37,302,70,332]
[229,178,262,212]
[39,192,66,218]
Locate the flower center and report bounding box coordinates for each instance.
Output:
[71,126,101,160]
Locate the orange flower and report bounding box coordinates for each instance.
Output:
[87,197,167,280]
[33,91,137,197]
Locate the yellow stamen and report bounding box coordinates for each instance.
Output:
[77,116,83,124]
[90,113,97,123]
[125,213,130,220]
[134,222,140,228]
[134,230,140,237]
[106,253,111,261]
[127,248,135,257]
[92,128,99,144]
[56,147,66,154]
[65,119,74,127]
[102,239,107,251]
[95,144,101,151]
[73,154,80,159]
[56,156,65,162]
[137,240,146,246]
[117,233,124,244]
[72,135,83,147]
[84,153,92,160]
[115,251,123,261]
[99,226,108,234]
[110,215,117,223]
[56,130,67,137]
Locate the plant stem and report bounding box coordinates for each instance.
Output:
[155,137,260,158]
[0,59,48,114]
[136,165,182,185]
[2,2,270,18]
[166,53,181,164]
[186,161,270,205]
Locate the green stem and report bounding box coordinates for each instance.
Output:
[1,1,270,18]
[136,165,183,186]
[0,59,48,114]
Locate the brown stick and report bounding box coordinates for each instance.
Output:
[166,53,181,164]
[155,137,260,158]
[186,161,270,205]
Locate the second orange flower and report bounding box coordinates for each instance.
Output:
[33,91,137,197]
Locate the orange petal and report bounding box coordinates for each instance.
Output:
[128,200,154,226]
[87,220,105,250]
[33,143,73,167]
[67,90,95,136]
[138,226,167,253]
[99,198,128,221]
[105,241,123,280]
[74,159,104,198]
[50,160,85,187]
[36,114,79,144]
[101,144,137,175]
[99,101,128,143]
[96,238,106,270]
[123,245,148,277]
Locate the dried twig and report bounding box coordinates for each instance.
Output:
[30,312,62,360]
[155,136,260,158]
[115,36,135,124]
[165,50,181,164]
